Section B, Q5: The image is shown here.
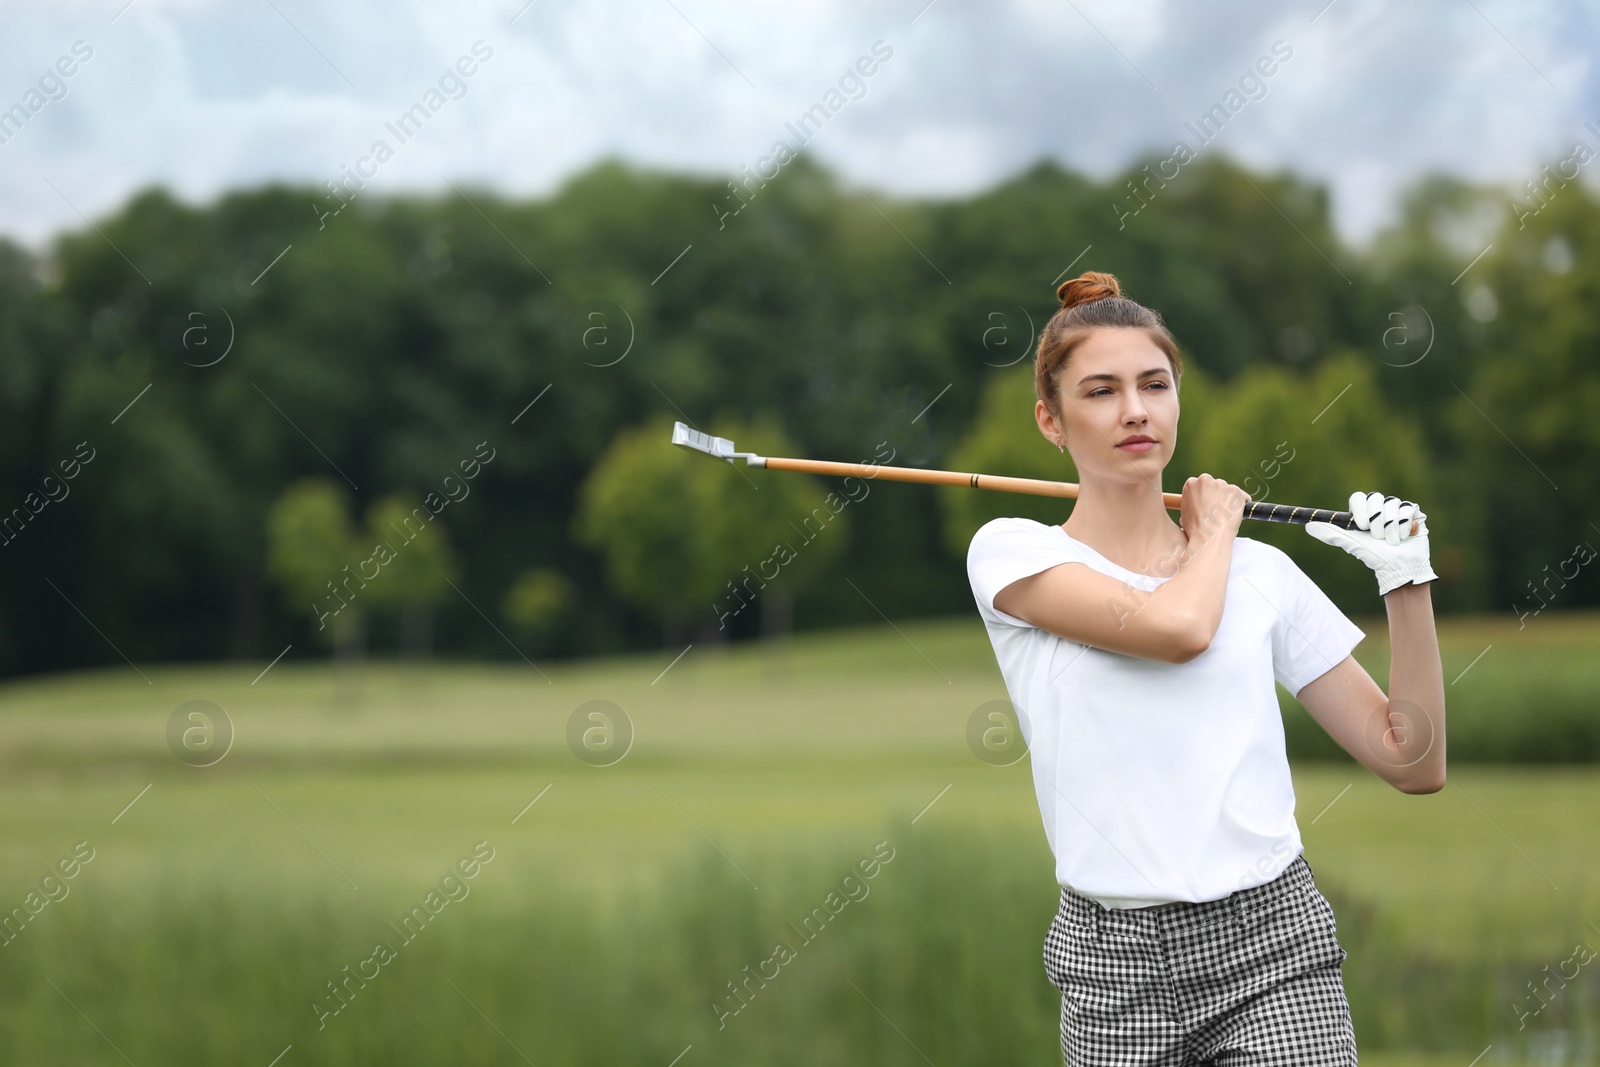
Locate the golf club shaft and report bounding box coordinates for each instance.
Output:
[760,456,1413,534]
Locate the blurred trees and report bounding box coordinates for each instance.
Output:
[362,493,460,663]
[1452,185,1600,606]
[502,568,575,644]
[266,479,363,656]
[573,413,846,645]
[266,480,459,676]
[938,368,1075,556]
[1177,350,1440,602]
[0,149,1596,676]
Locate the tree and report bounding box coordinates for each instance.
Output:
[573,412,846,645]
[1451,174,1600,610]
[696,415,849,643]
[1181,351,1438,608]
[362,492,460,664]
[265,479,364,697]
[937,366,1080,559]
[502,567,575,648]
[571,414,707,645]
[11,153,1600,677]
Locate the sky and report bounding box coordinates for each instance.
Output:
[0,0,1595,252]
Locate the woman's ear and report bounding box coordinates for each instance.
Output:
[1034,398,1060,442]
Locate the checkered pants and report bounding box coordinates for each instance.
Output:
[1043,855,1356,1065]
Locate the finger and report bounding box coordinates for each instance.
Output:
[1369,489,1395,531]
[1305,521,1341,546]
[1306,521,1376,566]
[1379,495,1403,545]
[1348,491,1367,529]
[1305,521,1344,547]
[1375,496,1393,534]
[1394,500,1417,541]
[1351,490,1381,530]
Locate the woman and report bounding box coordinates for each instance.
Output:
[965,271,1446,1064]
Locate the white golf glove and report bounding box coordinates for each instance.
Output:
[1305,491,1438,596]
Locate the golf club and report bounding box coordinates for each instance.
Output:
[670,421,1419,535]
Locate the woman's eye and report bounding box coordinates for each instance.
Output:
[1088,382,1167,397]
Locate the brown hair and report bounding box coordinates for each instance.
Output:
[1034,271,1183,417]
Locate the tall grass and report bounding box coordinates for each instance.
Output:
[4,824,1594,1065]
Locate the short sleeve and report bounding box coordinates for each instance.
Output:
[1268,550,1367,698]
[967,519,1077,629]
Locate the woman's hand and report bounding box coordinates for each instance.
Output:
[1180,474,1249,549]
[1004,473,1249,662]
[1305,490,1438,596]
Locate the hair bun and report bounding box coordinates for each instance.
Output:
[1056,271,1121,311]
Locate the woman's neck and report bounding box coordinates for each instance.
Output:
[1061,477,1185,575]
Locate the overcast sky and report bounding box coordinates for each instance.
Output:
[0,0,1595,253]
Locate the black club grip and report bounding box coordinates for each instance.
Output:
[1244,500,1363,530]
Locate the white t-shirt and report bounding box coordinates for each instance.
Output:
[966,517,1365,909]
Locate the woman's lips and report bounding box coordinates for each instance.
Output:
[1117,440,1156,453]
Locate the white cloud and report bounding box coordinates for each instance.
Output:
[0,0,1594,251]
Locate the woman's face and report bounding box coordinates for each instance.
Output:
[1035,327,1178,483]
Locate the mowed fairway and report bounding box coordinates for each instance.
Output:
[0,612,1597,1063]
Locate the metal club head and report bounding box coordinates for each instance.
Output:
[670,421,765,465]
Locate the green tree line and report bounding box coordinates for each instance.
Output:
[0,151,1593,676]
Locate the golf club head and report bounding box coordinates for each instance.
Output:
[670,421,763,464]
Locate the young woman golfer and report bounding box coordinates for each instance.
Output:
[966,271,1446,1064]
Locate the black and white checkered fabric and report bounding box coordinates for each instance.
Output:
[1043,855,1356,1065]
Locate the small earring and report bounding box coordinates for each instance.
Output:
[1057,441,1065,453]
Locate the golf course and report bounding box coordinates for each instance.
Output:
[5,6,1599,1060]
[1,609,1595,1065]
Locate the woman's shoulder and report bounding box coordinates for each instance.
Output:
[974,515,1054,533]
[967,517,1067,565]
[970,516,1059,544]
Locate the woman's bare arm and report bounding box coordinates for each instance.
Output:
[1297,582,1446,793]
[993,475,1248,663]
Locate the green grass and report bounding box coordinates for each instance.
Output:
[0,611,1597,1062]
[1282,608,1600,763]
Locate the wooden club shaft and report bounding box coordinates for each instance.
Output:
[759,456,1415,534]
